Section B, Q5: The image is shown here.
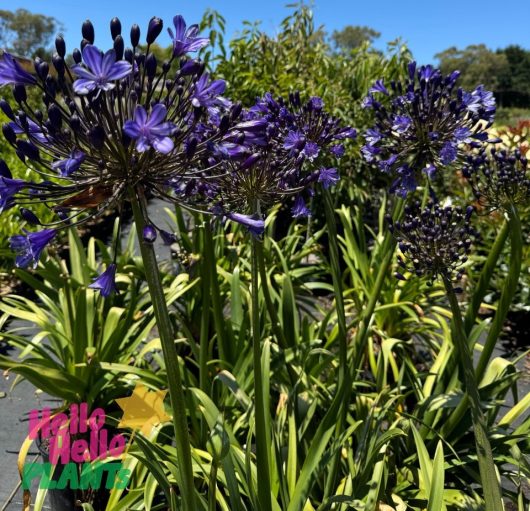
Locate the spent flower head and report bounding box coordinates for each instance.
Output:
[362,62,497,197]
[388,201,478,288]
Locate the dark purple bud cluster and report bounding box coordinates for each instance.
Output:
[462,147,530,213]
[388,202,478,289]
[362,62,497,197]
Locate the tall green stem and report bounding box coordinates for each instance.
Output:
[442,218,513,439]
[322,188,349,498]
[129,188,196,510]
[464,220,510,336]
[204,220,233,363]
[251,236,272,511]
[476,204,522,379]
[443,277,503,511]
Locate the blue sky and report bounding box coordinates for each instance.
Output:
[6,0,530,64]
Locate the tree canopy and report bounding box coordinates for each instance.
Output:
[331,25,381,52]
[436,44,530,108]
[0,8,62,58]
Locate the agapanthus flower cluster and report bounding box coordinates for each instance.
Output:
[0,14,256,292]
[462,147,530,213]
[180,91,356,232]
[388,202,478,288]
[362,63,497,197]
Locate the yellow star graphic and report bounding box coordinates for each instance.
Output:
[115,383,171,436]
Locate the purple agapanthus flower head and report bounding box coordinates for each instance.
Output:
[0,52,36,86]
[51,148,85,177]
[9,228,56,268]
[168,15,210,57]
[184,92,354,222]
[124,104,176,153]
[89,263,118,297]
[72,45,132,94]
[362,60,496,196]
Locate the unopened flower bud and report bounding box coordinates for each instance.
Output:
[146,17,163,44]
[82,19,95,44]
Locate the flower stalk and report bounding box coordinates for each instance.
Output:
[129,187,196,511]
[443,276,503,511]
[251,234,273,511]
[476,203,522,379]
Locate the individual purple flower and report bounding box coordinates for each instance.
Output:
[392,115,412,134]
[168,15,209,57]
[284,130,305,153]
[123,104,176,153]
[369,79,389,96]
[0,52,36,86]
[51,149,85,177]
[0,177,28,212]
[378,154,398,173]
[423,164,436,179]
[362,95,378,109]
[318,167,340,189]
[454,127,472,142]
[309,97,324,110]
[334,127,357,140]
[390,166,416,198]
[330,144,345,158]
[365,128,382,145]
[143,225,157,243]
[302,141,319,161]
[440,141,457,165]
[227,212,265,236]
[191,74,229,112]
[89,263,118,297]
[9,229,56,268]
[419,65,437,82]
[72,45,132,94]
[8,118,47,144]
[292,196,310,218]
[361,144,381,162]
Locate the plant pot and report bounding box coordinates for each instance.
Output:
[36,438,76,511]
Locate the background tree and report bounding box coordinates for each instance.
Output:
[436,43,530,109]
[0,8,63,58]
[331,25,381,52]
[496,45,530,108]
[435,44,509,92]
